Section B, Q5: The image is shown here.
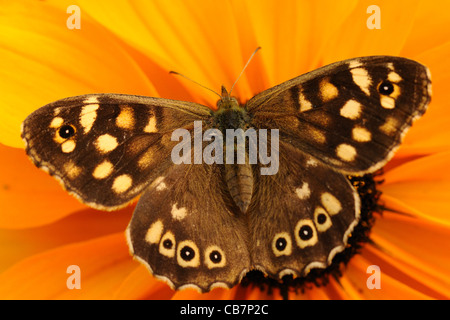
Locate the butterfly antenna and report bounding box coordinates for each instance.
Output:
[229,47,261,96]
[169,71,222,99]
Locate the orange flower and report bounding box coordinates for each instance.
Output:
[1,0,450,299]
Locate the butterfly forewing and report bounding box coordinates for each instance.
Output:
[248,56,432,175]
[21,94,211,210]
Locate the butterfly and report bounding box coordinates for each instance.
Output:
[21,55,431,292]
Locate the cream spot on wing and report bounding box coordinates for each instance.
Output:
[379,116,399,135]
[348,60,363,69]
[116,106,135,129]
[159,231,176,257]
[350,65,372,95]
[299,90,313,112]
[204,245,226,268]
[137,149,153,169]
[145,220,163,244]
[306,157,318,167]
[61,140,76,153]
[92,160,114,179]
[144,115,157,133]
[426,67,432,96]
[83,96,99,104]
[380,95,396,109]
[320,77,339,102]
[112,174,132,193]
[336,143,357,162]
[96,134,118,153]
[321,192,342,215]
[63,160,82,179]
[177,240,200,268]
[340,99,362,120]
[295,182,310,200]
[50,117,64,128]
[388,71,402,83]
[310,127,326,144]
[155,177,167,191]
[171,203,188,220]
[272,232,292,257]
[352,126,372,142]
[80,104,99,133]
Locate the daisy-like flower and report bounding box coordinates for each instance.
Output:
[1,0,450,300]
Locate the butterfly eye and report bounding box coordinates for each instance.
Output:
[378,81,395,95]
[58,124,76,139]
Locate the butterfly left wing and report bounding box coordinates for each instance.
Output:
[21,93,211,210]
[247,56,432,175]
[126,162,252,292]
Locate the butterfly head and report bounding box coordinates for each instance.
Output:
[217,85,240,111]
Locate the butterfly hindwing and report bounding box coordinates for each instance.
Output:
[126,163,251,292]
[248,141,360,278]
[21,93,211,210]
[248,56,432,175]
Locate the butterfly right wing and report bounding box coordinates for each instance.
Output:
[247,140,360,279]
[21,93,212,210]
[247,56,431,175]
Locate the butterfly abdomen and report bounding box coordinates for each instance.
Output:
[225,161,253,213]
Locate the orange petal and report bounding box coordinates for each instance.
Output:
[401,1,450,57]
[323,0,420,62]
[0,0,156,148]
[113,265,175,300]
[396,42,450,157]
[381,152,450,226]
[0,205,131,274]
[75,0,244,105]
[368,212,450,298]
[345,248,434,299]
[0,144,86,228]
[0,232,137,299]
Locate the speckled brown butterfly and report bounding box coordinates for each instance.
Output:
[21,56,431,292]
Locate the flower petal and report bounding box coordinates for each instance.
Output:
[323,0,420,62]
[0,144,86,228]
[381,152,450,226]
[0,232,136,299]
[113,265,175,300]
[345,248,435,299]
[0,205,131,274]
[0,0,156,148]
[75,0,245,105]
[401,1,450,57]
[367,213,450,298]
[396,42,450,157]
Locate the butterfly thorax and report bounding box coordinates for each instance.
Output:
[213,87,254,214]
